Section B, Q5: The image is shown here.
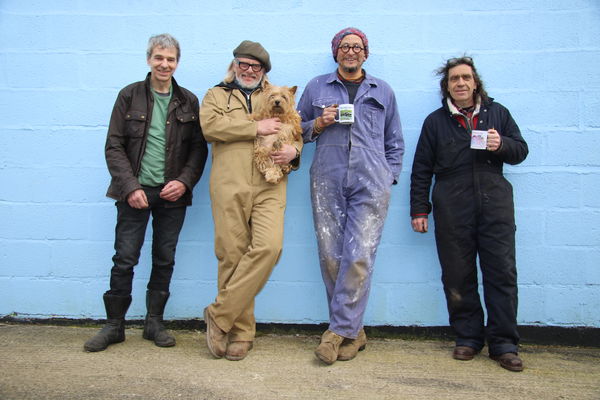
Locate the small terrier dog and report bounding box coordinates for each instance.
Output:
[251,82,302,184]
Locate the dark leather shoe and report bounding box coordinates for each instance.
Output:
[490,352,524,372]
[453,346,479,361]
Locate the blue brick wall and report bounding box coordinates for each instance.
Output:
[1,1,598,328]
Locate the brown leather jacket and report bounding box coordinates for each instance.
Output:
[105,73,207,206]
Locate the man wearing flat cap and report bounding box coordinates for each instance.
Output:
[200,40,302,361]
[297,27,404,364]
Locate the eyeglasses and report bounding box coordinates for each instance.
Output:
[338,43,365,54]
[447,56,474,67]
[236,59,263,72]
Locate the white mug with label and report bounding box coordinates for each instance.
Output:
[470,130,488,150]
[335,104,354,124]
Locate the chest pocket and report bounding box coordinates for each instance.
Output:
[362,97,385,137]
[176,110,197,124]
[124,110,147,137]
[311,97,338,117]
[175,109,198,141]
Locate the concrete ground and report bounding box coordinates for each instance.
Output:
[1,323,599,400]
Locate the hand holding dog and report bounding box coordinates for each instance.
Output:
[257,118,281,136]
[270,144,297,165]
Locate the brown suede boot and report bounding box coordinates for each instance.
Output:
[337,329,367,361]
[225,341,253,361]
[204,307,227,358]
[315,330,344,365]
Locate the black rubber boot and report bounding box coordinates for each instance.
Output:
[84,294,131,352]
[143,290,176,347]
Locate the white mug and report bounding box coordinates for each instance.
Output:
[335,104,354,124]
[470,130,488,150]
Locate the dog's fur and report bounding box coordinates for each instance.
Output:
[250,82,302,184]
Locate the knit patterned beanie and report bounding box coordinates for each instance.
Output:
[331,27,369,62]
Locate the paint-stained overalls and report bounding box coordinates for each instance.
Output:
[297,71,404,338]
[410,97,528,355]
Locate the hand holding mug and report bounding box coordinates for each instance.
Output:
[316,104,339,129]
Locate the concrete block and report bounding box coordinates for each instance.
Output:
[546,130,600,166]
[255,281,328,323]
[374,245,441,284]
[0,129,107,169]
[160,280,216,319]
[0,89,117,127]
[506,91,579,128]
[171,242,218,282]
[49,241,114,278]
[546,211,600,246]
[0,166,108,203]
[518,247,600,285]
[276,249,322,284]
[375,283,447,326]
[177,204,215,242]
[0,204,92,240]
[578,7,600,47]
[515,129,543,167]
[282,206,318,243]
[581,173,600,207]
[0,241,52,277]
[511,172,580,208]
[582,92,600,128]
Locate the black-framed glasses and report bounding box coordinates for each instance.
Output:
[338,43,365,54]
[236,59,263,72]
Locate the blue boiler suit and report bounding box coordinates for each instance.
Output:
[297,71,404,338]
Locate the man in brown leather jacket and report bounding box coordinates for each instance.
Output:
[84,33,207,352]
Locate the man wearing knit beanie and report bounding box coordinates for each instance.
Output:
[200,40,302,361]
[297,27,404,365]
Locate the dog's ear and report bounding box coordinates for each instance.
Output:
[289,86,297,95]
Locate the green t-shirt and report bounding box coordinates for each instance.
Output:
[138,88,172,187]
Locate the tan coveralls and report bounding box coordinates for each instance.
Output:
[200,83,302,341]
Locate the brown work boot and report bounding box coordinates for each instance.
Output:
[337,329,367,361]
[203,307,226,358]
[490,352,524,372]
[315,330,344,365]
[452,345,479,361]
[225,341,253,361]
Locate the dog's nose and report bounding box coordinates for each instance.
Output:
[274,100,280,106]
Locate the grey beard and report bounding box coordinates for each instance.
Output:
[342,66,358,74]
[235,78,260,90]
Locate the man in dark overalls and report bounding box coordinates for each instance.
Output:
[410,56,528,371]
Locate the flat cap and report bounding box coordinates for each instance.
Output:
[233,40,271,72]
